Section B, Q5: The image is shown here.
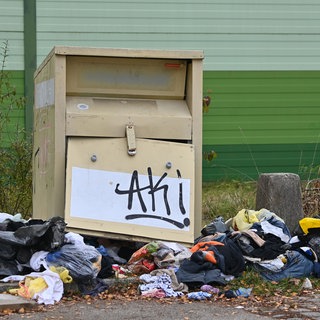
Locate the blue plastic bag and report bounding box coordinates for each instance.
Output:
[46,243,101,284]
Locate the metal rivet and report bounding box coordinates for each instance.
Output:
[166,162,172,169]
[91,155,97,162]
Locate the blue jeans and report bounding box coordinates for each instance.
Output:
[253,250,314,281]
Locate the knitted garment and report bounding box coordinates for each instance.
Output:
[187,291,212,300]
[139,273,184,297]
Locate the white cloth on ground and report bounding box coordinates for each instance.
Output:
[2,269,64,305]
[255,256,285,272]
[260,220,290,243]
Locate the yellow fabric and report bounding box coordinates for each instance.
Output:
[299,217,320,234]
[232,209,260,231]
[8,288,19,295]
[17,276,48,299]
[50,266,73,283]
[28,277,48,298]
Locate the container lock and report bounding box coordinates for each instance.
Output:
[126,125,136,156]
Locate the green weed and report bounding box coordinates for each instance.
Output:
[0,41,32,218]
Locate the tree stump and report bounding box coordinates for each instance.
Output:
[255,173,303,234]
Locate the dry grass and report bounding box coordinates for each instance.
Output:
[202,179,320,226]
[202,180,257,225]
[302,178,320,217]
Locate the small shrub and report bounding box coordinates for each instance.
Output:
[0,41,32,218]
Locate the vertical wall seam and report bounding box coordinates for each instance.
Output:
[23,0,37,133]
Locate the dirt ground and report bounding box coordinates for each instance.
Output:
[1,289,320,320]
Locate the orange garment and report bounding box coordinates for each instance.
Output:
[190,241,224,265]
[202,251,217,264]
[190,241,224,253]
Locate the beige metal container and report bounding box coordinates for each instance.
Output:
[33,46,203,245]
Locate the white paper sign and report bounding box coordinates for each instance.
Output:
[35,78,55,109]
[70,167,191,230]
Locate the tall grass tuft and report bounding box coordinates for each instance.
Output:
[202,180,257,224]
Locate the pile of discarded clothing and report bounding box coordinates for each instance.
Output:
[1,208,320,303]
[125,208,320,298]
[229,208,318,282]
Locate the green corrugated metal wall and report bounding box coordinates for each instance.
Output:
[203,71,320,181]
[203,71,320,145]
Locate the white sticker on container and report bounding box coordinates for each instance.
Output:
[77,103,89,110]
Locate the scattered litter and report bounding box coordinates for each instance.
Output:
[200,284,220,294]
[187,291,212,300]
[302,277,312,289]
[223,287,252,298]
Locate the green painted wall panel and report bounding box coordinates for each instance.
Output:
[203,70,320,181]
[203,71,320,146]
[0,71,25,146]
[203,131,320,145]
[5,71,24,95]
[203,143,320,182]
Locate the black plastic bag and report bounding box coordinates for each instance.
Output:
[201,216,228,236]
[0,216,66,250]
[0,243,17,260]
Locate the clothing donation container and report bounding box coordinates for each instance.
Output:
[33,46,203,245]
